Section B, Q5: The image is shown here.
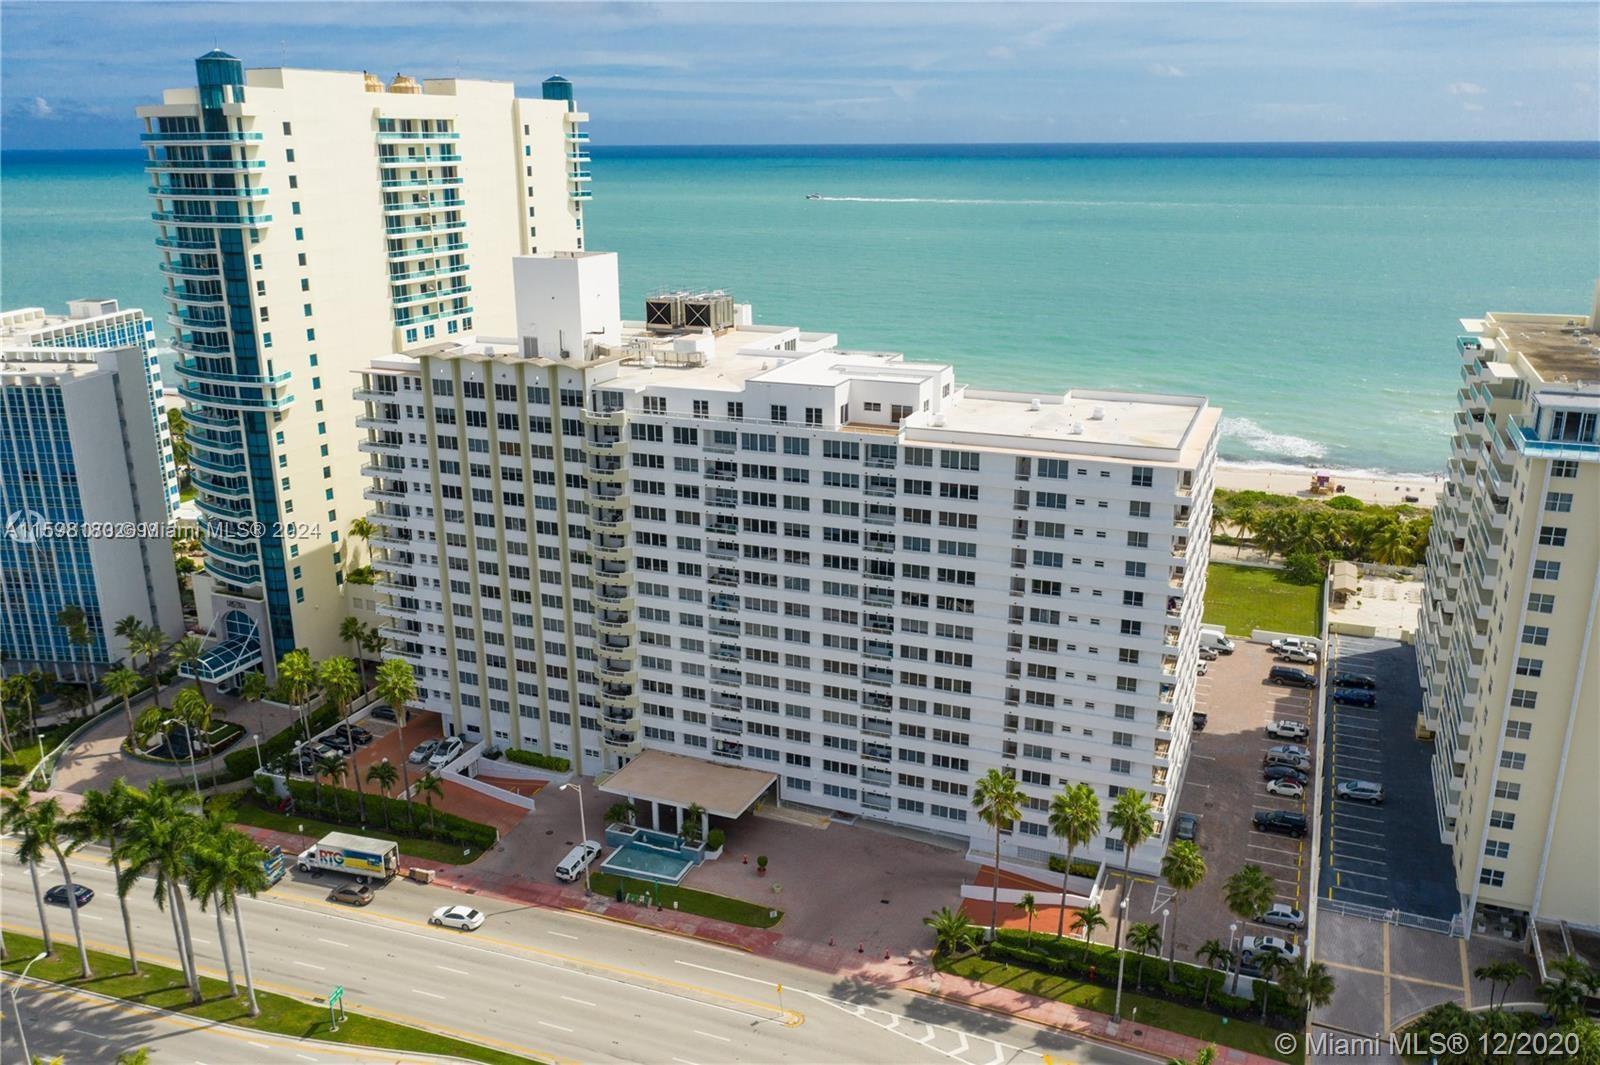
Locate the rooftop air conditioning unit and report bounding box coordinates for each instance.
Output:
[1090,405,1105,420]
[682,291,736,332]
[644,292,687,332]
[1029,398,1041,411]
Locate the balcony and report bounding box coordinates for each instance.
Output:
[1508,416,1600,462]
[385,218,467,237]
[155,235,218,250]
[146,157,266,171]
[152,210,272,227]
[141,130,263,144]
[176,381,294,412]
[385,240,469,262]
[381,175,464,188]
[150,183,269,199]
[158,260,221,279]
[376,129,461,142]
[569,189,594,201]
[394,305,473,328]
[383,197,464,217]
[174,361,290,389]
[391,283,473,307]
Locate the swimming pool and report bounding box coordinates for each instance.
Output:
[599,828,700,885]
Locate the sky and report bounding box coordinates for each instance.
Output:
[2,2,1597,148]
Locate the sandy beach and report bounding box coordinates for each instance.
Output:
[1215,462,1441,508]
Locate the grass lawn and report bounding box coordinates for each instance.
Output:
[1,930,539,1065]
[940,954,1297,1064]
[1204,562,1319,637]
[0,720,79,787]
[213,795,485,866]
[588,871,782,929]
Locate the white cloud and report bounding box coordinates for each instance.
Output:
[25,96,52,117]
[1446,81,1487,96]
[1149,63,1186,78]
[986,45,1014,62]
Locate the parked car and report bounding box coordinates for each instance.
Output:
[1257,903,1307,930]
[1261,765,1309,786]
[1252,810,1308,838]
[1266,720,1310,741]
[1271,636,1317,655]
[1191,711,1208,732]
[1174,813,1199,842]
[1267,743,1310,759]
[1331,672,1377,691]
[1335,780,1386,804]
[1197,661,1209,677]
[1333,688,1378,708]
[368,704,398,723]
[1277,646,1319,665]
[408,739,439,765]
[323,733,354,754]
[1198,646,1218,662]
[1268,666,1317,688]
[1265,778,1305,799]
[1241,934,1302,963]
[555,840,603,883]
[329,884,375,907]
[335,724,373,746]
[1264,751,1312,772]
[430,904,484,931]
[44,884,94,908]
[1201,633,1236,655]
[428,735,466,769]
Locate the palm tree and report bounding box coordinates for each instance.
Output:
[65,783,140,973]
[115,780,204,1001]
[171,634,207,699]
[1368,519,1413,566]
[415,772,445,834]
[347,516,375,572]
[55,604,94,692]
[317,751,347,820]
[374,657,418,831]
[1128,922,1162,990]
[1196,939,1232,1005]
[680,801,706,845]
[127,624,166,712]
[1473,960,1524,1011]
[1048,781,1101,939]
[1539,955,1597,1023]
[1016,893,1039,945]
[1161,838,1207,981]
[971,768,1022,941]
[239,671,268,705]
[318,657,363,820]
[102,666,145,747]
[189,810,241,996]
[1282,960,1336,1017]
[172,686,216,784]
[1255,951,1286,1023]
[924,906,979,957]
[6,669,41,739]
[1223,864,1275,994]
[1072,903,1107,958]
[366,760,399,830]
[214,828,270,1016]
[1165,1046,1217,1065]
[1106,788,1154,963]
[22,796,92,977]
[1,790,53,955]
[340,617,369,685]
[277,650,316,741]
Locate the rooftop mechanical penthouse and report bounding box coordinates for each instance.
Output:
[357,251,1220,872]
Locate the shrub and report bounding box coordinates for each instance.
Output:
[283,778,497,852]
[504,749,571,773]
[706,828,726,852]
[1283,550,1326,585]
[222,700,339,781]
[1046,854,1102,880]
[1324,495,1365,511]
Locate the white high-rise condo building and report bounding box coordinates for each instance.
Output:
[1417,286,1600,935]
[138,50,589,685]
[358,252,1219,870]
[1,302,184,677]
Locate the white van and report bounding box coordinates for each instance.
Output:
[555,840,601,882]
[1200,632,1235,655]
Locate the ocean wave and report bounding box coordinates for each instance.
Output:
[1220,417,1329,461]
[1217,459,1442,481]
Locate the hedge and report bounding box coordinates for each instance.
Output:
[221,700,339,782]
[504,749,571,773]
[987,929,1294,1024]
[1046,854,1103,880]
[284,778,497,852]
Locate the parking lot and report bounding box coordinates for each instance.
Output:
[1318,634,1457,918]
[1111,640,1315,965]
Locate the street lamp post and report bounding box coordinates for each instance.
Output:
[253,733,263,770]
[9,951,51,1065]
[1229,920,1241,994]
[163,716,202,799]
[1161,906,1171,981]
[1113,898,1129,1022]
[559,781,592,895]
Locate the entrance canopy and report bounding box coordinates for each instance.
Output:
[179,610,262,683]
[599,750,776,819]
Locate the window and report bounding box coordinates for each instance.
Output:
[1504,720,1532,740]
[1526,593,1555,614]
[1521,625,1549,646]
[1494,780,1521,801]
[1509,689,1537,710]
[1478,868,1505,888]
[1130,466,1153,488]
[1483,840,1510,859]
[1488,810,1516,830]
[1552,459,1578,478]
[1532,560,1560,581]
[1537,526,1567,547]
[1544,492,1573,513]
[1498,751,1526,771]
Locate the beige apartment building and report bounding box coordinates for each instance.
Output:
[137,51,588,683]
[1416,287,1600,935]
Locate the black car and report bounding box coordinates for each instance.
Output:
[1332,688,1377,708]
[1192,711,1208,732]
[1174,813,1199,842]
[1252,811,1309,838]
[336,724,373,746]
[45,884,95,908]
[1262,765,1309,785]
[323,734,354,753]
[1331,672,1377,691]
[1268,666,1317,688]
[368,704,398,723]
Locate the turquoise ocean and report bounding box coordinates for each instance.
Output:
[3,143,1596,474]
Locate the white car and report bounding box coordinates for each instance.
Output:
[408,739,438,765]
[1277,646,1319,665]
[430,905,484,931]
[1271,636,1317,655]
[1335,780,1385,804]
[1240,935,1301,964]
[1266,720,1309,741]
[1257,903,1306,930]
[1267,743,1310,760]
[428,735,465,769]
[1197,661,1209,677]
[1265,778,1304,799]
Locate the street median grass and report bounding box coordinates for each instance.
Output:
[588,871,782,929]
[938,953,1297,1064]
[2,929,541,1065]
[1204,561,1320,637]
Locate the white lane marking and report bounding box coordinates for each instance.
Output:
[673,1058,705,1065]
[292,960,325,970]
[413,988,446,999]
[560,994,596,1007]
[546,929,579,940]
[80,1031,112,1041]
[189,936,209,945]
[315,937,348,947]
[79,913,105,921]
[296,1056,317,1063]
[693,1030,732,1042]
[674,960,774,988]
[437,964,470,976]
[247,1041,273,1050]
[539,1020,574,1033]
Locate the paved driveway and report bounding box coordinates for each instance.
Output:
[1318,635,1456,918]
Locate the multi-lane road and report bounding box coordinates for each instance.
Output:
[3,849,1153,1064]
